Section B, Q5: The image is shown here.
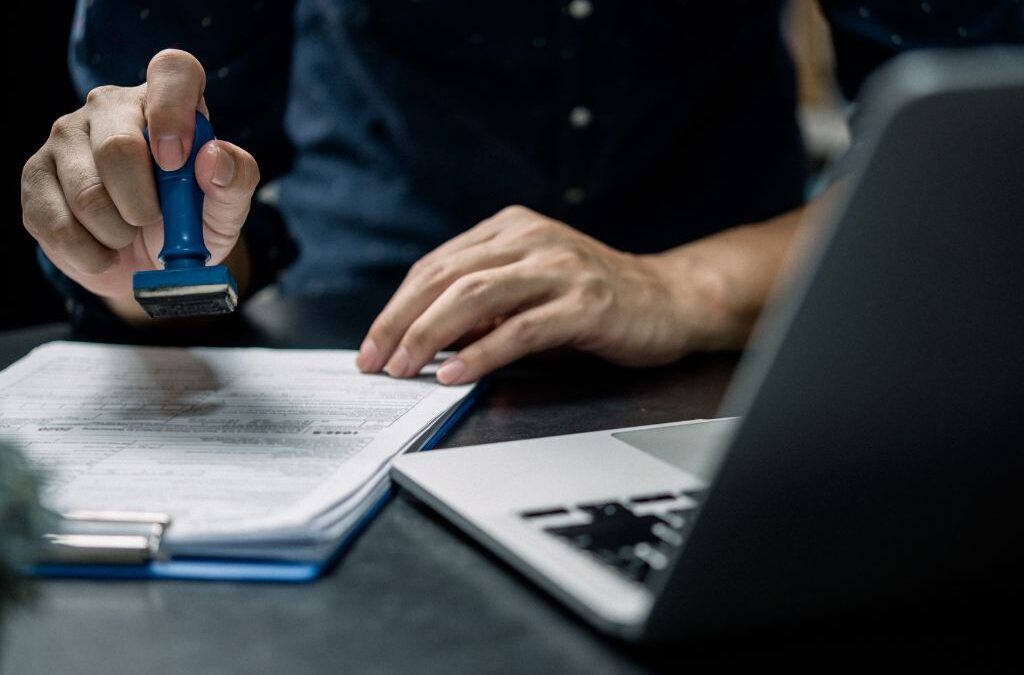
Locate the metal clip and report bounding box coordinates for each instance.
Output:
[35,510,172,566]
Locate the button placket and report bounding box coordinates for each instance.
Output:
[557,2,597,212]
[568,105,592,129]
[568,0,593,20]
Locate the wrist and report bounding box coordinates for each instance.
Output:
[643,206,810,354]
[640,250,745,353]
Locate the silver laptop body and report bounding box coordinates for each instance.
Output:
[392,49,1024,641]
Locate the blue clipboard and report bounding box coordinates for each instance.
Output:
[30,385,483,583]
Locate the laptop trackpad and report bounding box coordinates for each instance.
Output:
[612,418,738,481]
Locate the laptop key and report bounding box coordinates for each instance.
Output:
[521,507,570,519]
[548,503,663,550]
[623,558,652,583]
[542,500,678,583]
[627,492,676,505]
[651,522,684,546]
[607,546,653,583]
[577,501,631,518]
[657,509,696,530]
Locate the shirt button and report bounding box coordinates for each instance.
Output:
[563,187,587,205]
[567,0,593,20]
[568,106,592,129]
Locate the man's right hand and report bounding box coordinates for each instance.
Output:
[20,49,260,315]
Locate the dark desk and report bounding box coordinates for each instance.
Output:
[0,294,1012,674]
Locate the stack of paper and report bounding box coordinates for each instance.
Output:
[0,342,475,571]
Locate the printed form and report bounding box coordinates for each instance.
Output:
[0,342,474,555]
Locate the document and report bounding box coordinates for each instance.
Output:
[0,342,474,560]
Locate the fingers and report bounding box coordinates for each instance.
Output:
[381,262,551,378]
[22,150,118,275]
[436,301,578,385]
[144,49,207,170]
[357,241,523,372]
[412,205,522,263]
[356,206,640,384]
[50,124,137,252]
[19,49,236,303]
[194,140,260,255]
[89,88,162,230]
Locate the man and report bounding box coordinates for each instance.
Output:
[19,1,1022,385]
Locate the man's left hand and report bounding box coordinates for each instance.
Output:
[356,205,714,385]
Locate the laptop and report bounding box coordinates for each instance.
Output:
[391,48,1024,641]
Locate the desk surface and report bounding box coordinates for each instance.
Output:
[0,294,1011,673]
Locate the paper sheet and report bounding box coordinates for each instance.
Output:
[0,342,473,546]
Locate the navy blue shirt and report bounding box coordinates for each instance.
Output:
[68,0,1023,296]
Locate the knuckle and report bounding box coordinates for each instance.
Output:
[100,215,138,249]
[107,229,137,250]
[206,222,242,247]
[517,217,555,240]
[241,152,261,193]
[369,315,398,344]
[576,272,614,309]
[95,132,147,164]
[402,325,435,355]
[510,315,542,347]
[84,84,119,106]
[49,114,78,141]
[417,261,452,291]
[20,154,49,198]
[497,204,533,219]
[21,168,52,237]
[47,214,81,250]
[408,256,431,277]
[451,274,491,305]
[548,246,586,269]
[71,180,115,219]
[21,210,41,238]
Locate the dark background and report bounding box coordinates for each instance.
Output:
[4,1,78,330]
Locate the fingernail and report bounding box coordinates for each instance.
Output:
[436,358,466,386]
[384,346,412,378]
[357,337,380,372]
[156,134,185,170]
[210,143,236,187]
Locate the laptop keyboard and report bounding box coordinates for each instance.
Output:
[520,491,702,585]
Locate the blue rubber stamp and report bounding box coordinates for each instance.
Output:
[132,112,238,318]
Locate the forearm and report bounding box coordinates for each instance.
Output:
[645,204,810,352]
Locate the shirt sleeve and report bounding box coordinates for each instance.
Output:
[819,0,1024,101]
[69,0,296,182]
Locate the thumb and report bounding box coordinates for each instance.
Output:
[194,139,260,254]
[145,49,207,171]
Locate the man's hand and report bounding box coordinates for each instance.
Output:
[356,205,736,385]
[20,49,259,319]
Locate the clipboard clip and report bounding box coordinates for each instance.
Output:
[35,510,172,566]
